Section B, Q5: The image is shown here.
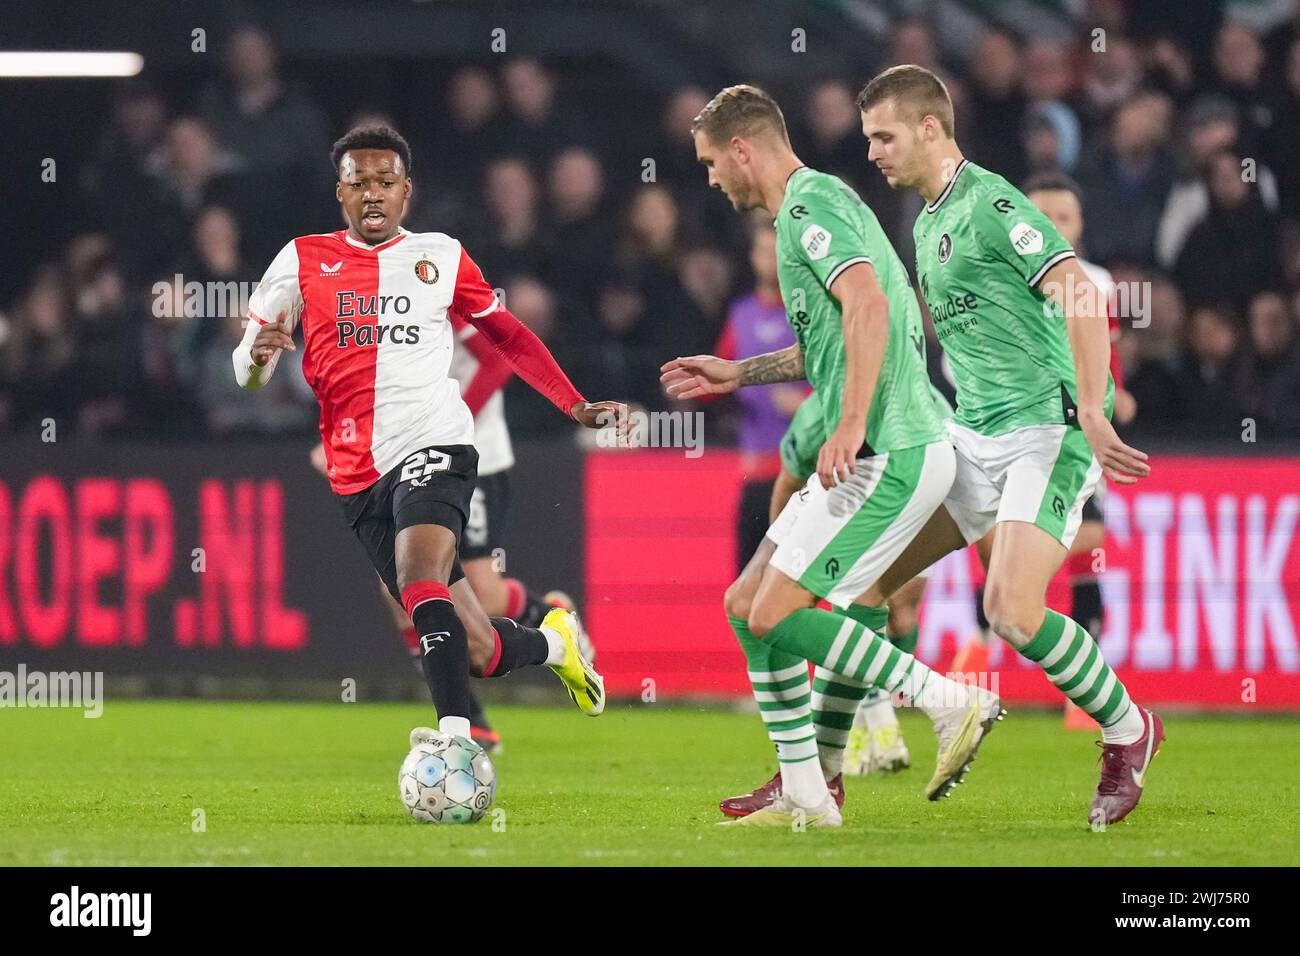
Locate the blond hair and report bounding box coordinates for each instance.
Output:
[691,84,790,144]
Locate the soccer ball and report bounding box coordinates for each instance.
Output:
[398,735,496,823]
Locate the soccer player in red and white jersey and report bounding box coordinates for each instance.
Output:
[235,125,624,749]
[319,312,598,754]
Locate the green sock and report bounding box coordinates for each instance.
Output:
[729,615,818,768]
[768,606,959,709]
[1019,609,1142,742]
[812,604,888,778]
[890,622,919,655]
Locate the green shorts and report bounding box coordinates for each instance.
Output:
[779,392,823,482]
[767,440,955,608]
[943,422,1103,548]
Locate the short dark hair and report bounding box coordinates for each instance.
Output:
[856,64,954,138]
[1022,171,1084,205]
[330,125,412,175]
[691,84,789,144]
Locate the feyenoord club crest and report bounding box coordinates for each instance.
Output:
[414,258,439,284]
[938,233,952,263]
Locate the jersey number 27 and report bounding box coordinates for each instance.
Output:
[401,448,452,484]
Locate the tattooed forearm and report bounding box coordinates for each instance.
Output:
[737,345,805,386]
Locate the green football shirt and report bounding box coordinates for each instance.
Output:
[775,167,944,454]
[913,159,1114,436]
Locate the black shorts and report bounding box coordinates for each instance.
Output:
[736,477,776,576]
[460,469,511,561]
[337,444,478,603]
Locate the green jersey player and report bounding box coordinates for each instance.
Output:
[856,64,1161,826]
[776,386,956,780]
[662,85,1002,828]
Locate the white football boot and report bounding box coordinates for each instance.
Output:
[924,685,1005,800]
[719,789,843,828]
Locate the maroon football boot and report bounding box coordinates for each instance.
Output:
[1090,708,1165,826]
[719,771,845,818]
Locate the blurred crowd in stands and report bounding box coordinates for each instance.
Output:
[5,4,1300,443]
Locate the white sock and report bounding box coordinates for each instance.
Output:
[893,664,970,718]
[860,692,898,733]
[1101,701,1146,745]
[851,699,872,729]
[780,757,829,809]
[541,626,566,666]
[439,715,471,740]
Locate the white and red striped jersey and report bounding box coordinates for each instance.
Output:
[234,227,580,493]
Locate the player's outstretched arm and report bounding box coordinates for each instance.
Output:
[464,298,627,436]
[659,344,804,400]
[1042,257,1150,484]
[453,247,627,436]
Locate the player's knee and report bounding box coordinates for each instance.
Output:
[723,576,755,622]
[983,589,1041,644]
[395,531,458,593]
[889,603,918,638]
[465,562,507,616]
[466,640,491,677]
[747,601,784,641]
[397,565,445,594]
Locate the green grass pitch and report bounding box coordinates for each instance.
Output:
[1,700,1296,866]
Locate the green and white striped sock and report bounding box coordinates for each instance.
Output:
[767,607,968,717]
[889,622,919,655]
[730,615,825,805]
[1019,610,1144,744]
[812,604,889,778]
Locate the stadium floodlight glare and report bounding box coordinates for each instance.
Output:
[0,52,144,78]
